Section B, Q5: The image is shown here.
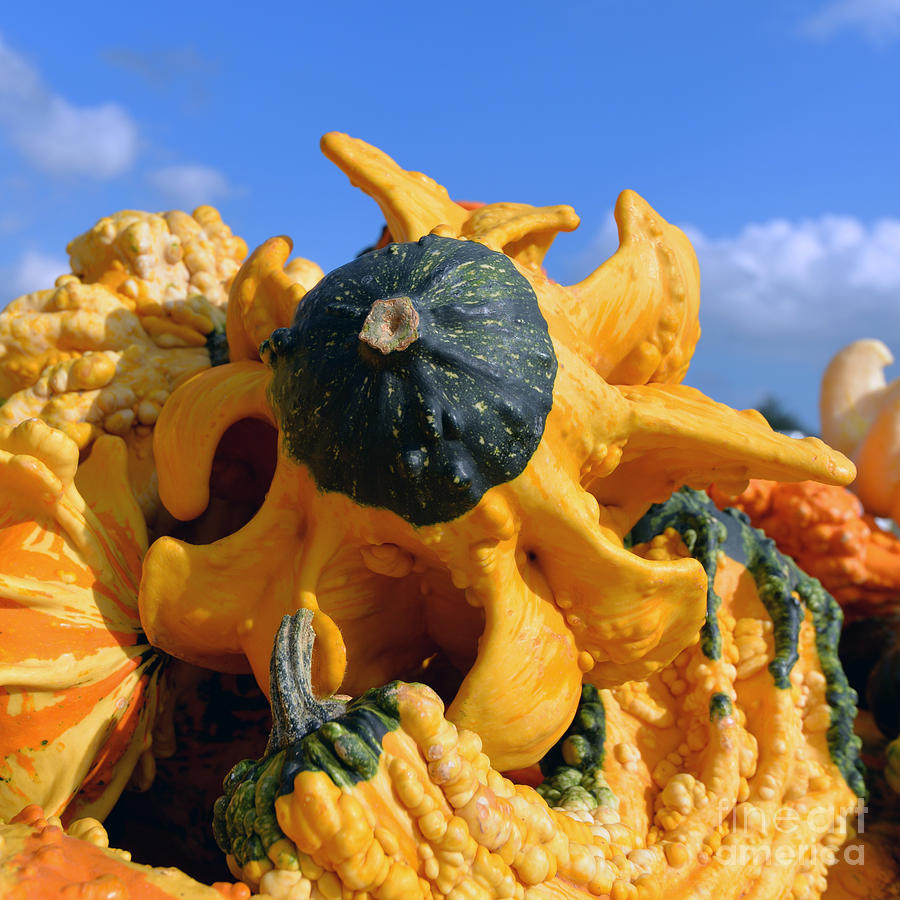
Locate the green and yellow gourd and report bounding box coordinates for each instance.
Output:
[214,489,863,900]
[140,134,855,776]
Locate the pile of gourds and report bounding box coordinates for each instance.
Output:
[0,134,879,899]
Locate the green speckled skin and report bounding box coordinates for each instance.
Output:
[214,612,407,868]
[206,325,229,367]
[628,488,865,798]
[537,684,617,810]
[709,692,733,721]
[261,235,557,527]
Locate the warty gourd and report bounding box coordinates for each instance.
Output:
[139,133,856,772]
[0,207,322,523]
[214,486,863,900]
[0,207,247,518]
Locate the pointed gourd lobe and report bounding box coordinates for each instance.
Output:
[569,189,701,385]
[321,132,469,242]
[460,202,580,269]
[226,236,309,363]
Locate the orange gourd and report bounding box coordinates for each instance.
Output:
[0,419,164,823]
[0,804,250,900]
[709,478,900,620]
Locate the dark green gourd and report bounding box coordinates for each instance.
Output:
[260,235,557,527]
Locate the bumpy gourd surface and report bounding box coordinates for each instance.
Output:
[141,133,857,774]
[0,206,249,518]
[214,484,864,900]
[629,488,864,796]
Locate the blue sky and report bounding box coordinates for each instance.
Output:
[2,1,899,432]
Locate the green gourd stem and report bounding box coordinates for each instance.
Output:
[214,613,401,868]
[265,611,347,757]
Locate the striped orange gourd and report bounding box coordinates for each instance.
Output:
[0,419,166,823]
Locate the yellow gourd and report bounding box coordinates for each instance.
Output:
[215,482,863,900]
[0,207,248,518]
[139,134,854,774]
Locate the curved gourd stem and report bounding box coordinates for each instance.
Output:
[266,610,347,756]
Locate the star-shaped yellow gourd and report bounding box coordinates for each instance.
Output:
[139,134,853,771]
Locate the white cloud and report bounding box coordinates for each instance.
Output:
[799,0,900,44]
[148,164,230,211]
[686,214,900,353]
[2,250,69,306]
[570,211,900,358]
[0,34,139,178]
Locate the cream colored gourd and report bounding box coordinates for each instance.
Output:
[820,338,900,520]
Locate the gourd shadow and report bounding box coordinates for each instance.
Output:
[153,416,278,546]
[103,664,272,884]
